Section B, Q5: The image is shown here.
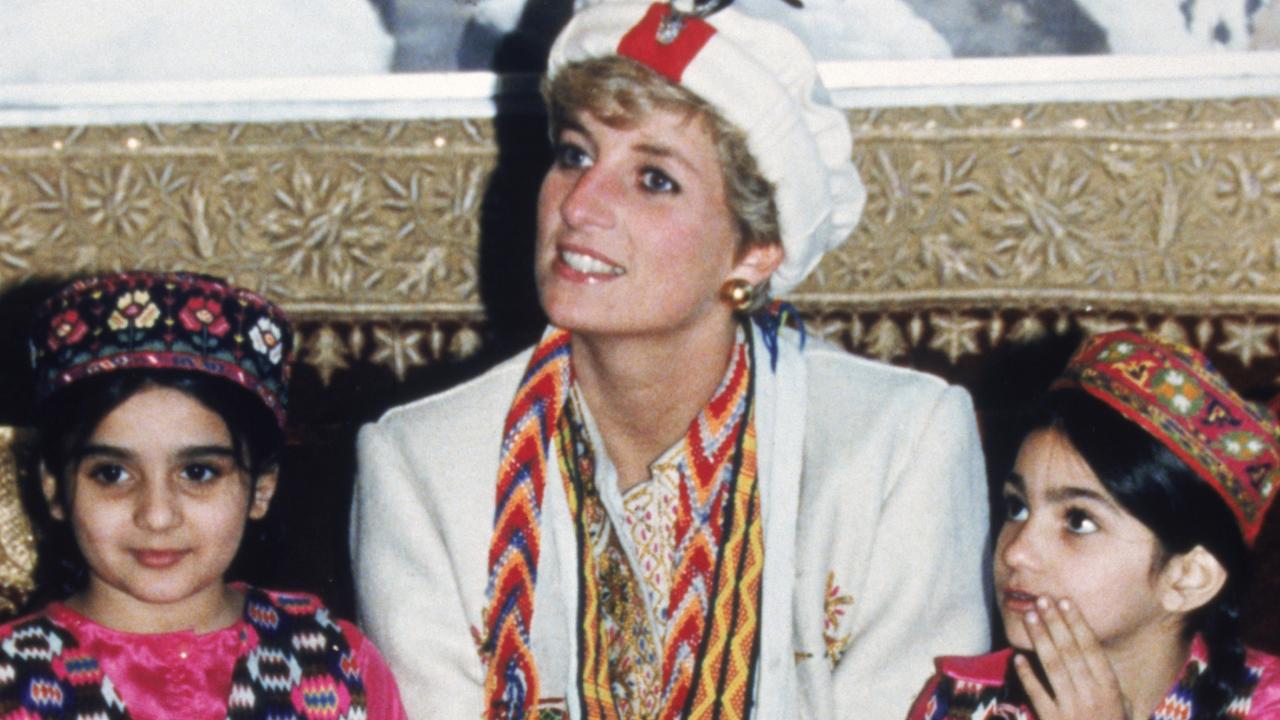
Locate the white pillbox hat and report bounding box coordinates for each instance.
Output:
[548,1,866,294]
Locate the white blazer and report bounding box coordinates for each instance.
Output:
[352,328,991,719]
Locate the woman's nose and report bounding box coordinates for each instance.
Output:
[559,168,616,229]
[134,479,181,531]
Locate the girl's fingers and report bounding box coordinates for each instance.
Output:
[1036,597,1092,685]
[1030,598,1131,720]
[1014,653,1060,720]
[1057,598,1125,694]
[1023,608,1078,704]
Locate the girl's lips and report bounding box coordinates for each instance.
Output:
[131,549,188,569]
[1002,588,1039,612]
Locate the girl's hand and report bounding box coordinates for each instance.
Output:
[1013,596,1131,720]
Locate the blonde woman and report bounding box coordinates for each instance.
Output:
[352,3,991,717]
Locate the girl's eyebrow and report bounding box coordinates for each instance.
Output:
[1005,472,1123,511]
[76,444,236,461]
[76,444,130,461]
[1045,485,1120,510]
[176,446,237,460]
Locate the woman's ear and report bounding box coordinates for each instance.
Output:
[1157,545,1228,614]
[730,242,783,287]
[248,468,279,520]
[41,465,65,521]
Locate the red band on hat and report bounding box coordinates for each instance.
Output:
[1055,330,1280,544]
[617,3,716,83]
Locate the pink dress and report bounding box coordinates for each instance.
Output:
[908,635,1280,720]
[0,593,407,720]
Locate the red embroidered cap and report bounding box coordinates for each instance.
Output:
[547,1,866,295]
[31,271,294,429]
[1055,330,1280,544]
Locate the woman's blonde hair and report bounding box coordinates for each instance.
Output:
[542,55,780,253]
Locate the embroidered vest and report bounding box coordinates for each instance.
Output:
[920,644,1265,720]
[0,587,366,719]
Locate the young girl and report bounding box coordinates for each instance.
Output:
[8,271,406,719]
[910,330,1280,719]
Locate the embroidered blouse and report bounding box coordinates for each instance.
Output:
[907,635,1280,720]
[0,594,407,720]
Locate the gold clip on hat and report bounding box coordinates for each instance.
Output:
[548,1,866,295]
[1056,330,1280,544]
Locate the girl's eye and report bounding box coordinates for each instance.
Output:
[553,141,591,170]
[1065,508,1099,535]
[640,167,679,194]
[181,463,224,485]
[87,463,128,486]
[1002,492,1028,522]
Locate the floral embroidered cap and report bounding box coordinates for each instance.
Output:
[547,1,866,295]
[31,271,293,428]
[1055,330,1280,544]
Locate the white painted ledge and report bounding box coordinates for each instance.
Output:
[1,52,1278,127]
[822,52,1280,107]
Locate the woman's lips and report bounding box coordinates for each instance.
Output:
[132,549,188,569]
[555,247,625,281]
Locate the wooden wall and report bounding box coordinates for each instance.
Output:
[2,94,1279,648]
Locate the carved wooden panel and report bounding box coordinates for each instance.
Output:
[2,96,1279,649]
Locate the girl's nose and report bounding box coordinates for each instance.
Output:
[560,168,616,230]
[134,480,181,531]
[997,520,1039,571]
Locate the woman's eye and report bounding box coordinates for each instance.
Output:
[553,141,591,170]
[86,463,128,486]
[1065,508,1099,535]
[640,167,679,194]
[1002,493,1028,522]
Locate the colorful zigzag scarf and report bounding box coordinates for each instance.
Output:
[482,327,764,719]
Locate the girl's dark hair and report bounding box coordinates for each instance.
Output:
[31,369,283,603]
[1033,389,1250,720]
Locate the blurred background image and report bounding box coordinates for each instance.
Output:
[1,0,1278,83]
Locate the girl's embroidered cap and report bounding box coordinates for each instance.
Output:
[1055,330,1280,544]
[31,271,294,429]
[547,1,866,295]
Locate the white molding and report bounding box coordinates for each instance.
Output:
[1,52,1278,126]
[822,52,1280,107]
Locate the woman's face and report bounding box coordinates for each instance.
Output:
[995,429,1176,654]
[535,107,778,340]
[45,386,276,631]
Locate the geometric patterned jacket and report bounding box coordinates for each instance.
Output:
[0,587,366,719]
[907,636,1280,720]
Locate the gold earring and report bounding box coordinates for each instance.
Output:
[720,278,754,311]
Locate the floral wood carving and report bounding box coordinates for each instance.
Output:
[1,98,1279,378]
[4,100,1280,648]
[0,428,36,615]
[0,120,493,312]
[801,99,1280,313]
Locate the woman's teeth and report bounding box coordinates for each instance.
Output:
[562,250,625,276]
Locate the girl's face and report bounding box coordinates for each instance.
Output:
[995,429,1177,654]
[43,386,276,631]
[535,107,780,340]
